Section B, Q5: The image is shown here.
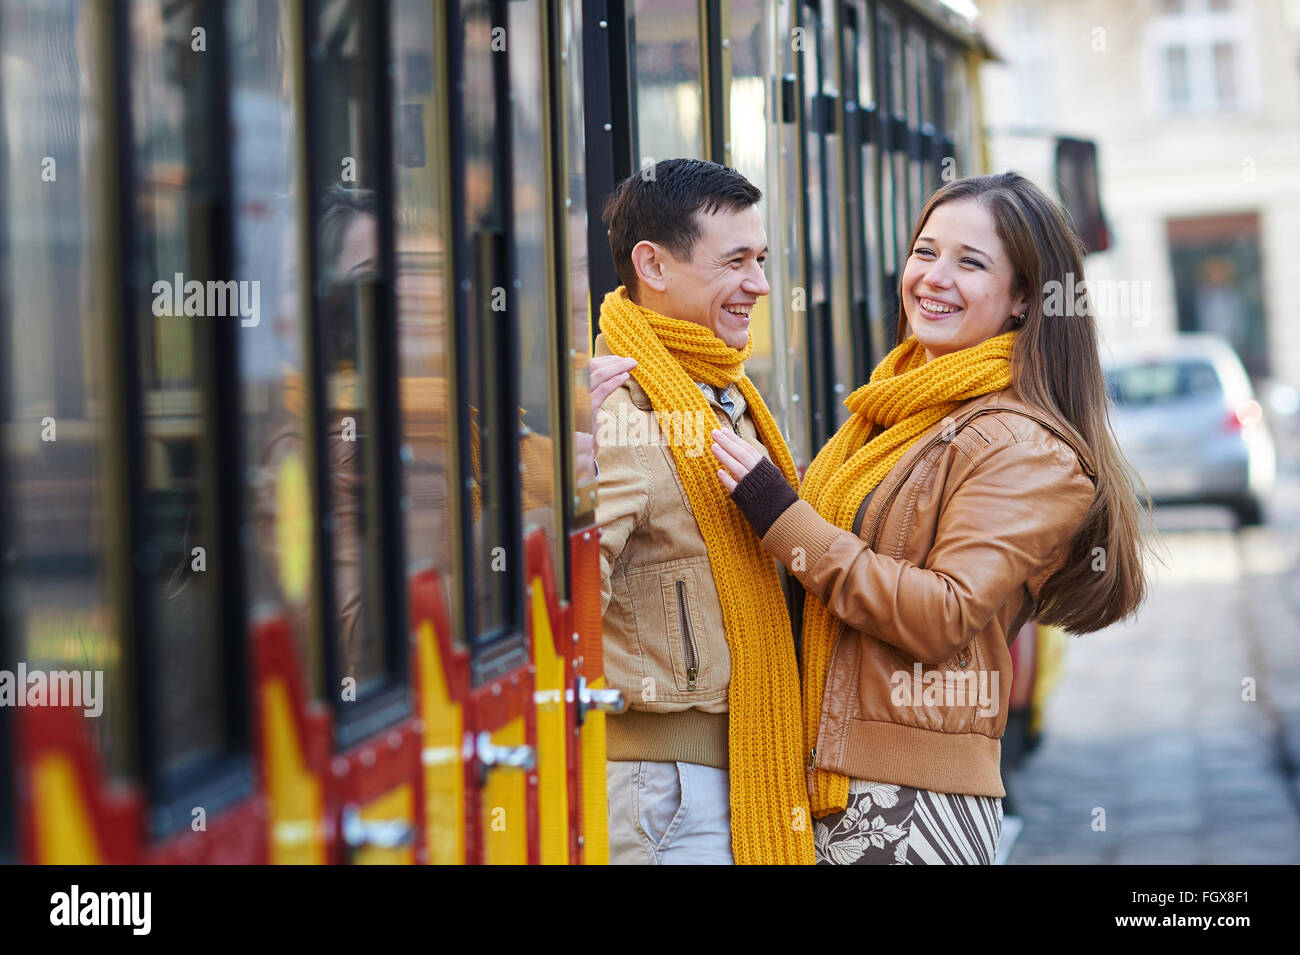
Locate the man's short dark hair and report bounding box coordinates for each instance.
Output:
[601,159,762,297]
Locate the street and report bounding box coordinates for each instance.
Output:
[1006,432,1300,864]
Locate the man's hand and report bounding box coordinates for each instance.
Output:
[587,355,637,459]
[711,427,763,493]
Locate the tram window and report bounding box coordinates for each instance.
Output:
[926,47,946,196]
[799,0,835,444]
[905,27,926,215]
[128,0,246,783]
[626,0,705,165]
[306,0,404,695]
[773,0,812,468]
[852,0,885,361]
[800,3,826,310]
[729,0,787,431]
[815,5,851,430]
[389,0,460,638]
[878,8,907,309]
[461,0,520,644]
[560,0,595,500]
[507,0,564,583]
[227,0,323,698]
[0,0,132,779]
[889,13,909,250]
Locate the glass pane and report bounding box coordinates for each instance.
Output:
[308,0,389,689]
[802,9,825,307]
[876,10,899,294]
[819,7,850,426]
[777,0,811,469]
[508,0,563,579]
[228,0,322,696]
[1213,42,1236,109]
[0,0,129,778]
[857,2,885,359]
[627,0,704,165]
[562,0,595,496]
[905,27,924,226]
[1166,46,1190,110]
[729,0,784,425]
[390,0,459,638]
[461,0,513,640]
[129,0,229,775]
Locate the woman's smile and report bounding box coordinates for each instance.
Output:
[916,296,964,321]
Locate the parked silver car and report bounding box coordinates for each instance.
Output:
[1102,334,1276,525]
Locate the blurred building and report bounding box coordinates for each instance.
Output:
[975,0,1300,388]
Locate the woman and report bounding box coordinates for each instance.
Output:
[711,172,1148,864]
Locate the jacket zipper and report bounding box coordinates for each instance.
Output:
[675,580,699,690]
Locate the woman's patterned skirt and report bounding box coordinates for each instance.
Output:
[813,779,1003,865]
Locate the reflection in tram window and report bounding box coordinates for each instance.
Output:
[560,0,596,497]
[389,0,460,640]
[128,0,230,776]
[0,1,130,779]
[774,0,812,469]
[227,0,323,698]
[508,0,562,580]
[460,2,517,642]
[307,0,392,691]
[627,0,705,164]
[729,0,791,445]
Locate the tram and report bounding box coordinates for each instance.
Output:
[0,0,1013,864]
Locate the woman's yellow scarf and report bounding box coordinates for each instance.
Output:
[799,330,1018,817]
[600,287,814,865]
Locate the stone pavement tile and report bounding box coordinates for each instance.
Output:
[1113,842,1202,865]
[1110,810,1203,837]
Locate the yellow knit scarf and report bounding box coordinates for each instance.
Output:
[599,287,815,865]
[800,330,1018,817]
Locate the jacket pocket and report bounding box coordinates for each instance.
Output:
[661,572,711,693]
[623,558,721,702]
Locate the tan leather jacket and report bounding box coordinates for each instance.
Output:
[761,388,1097,797]
[593,333,777,769]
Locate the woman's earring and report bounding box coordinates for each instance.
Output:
[1015,309,1028,326]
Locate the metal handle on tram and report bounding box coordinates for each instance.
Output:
[575,675,625,725]
[341,805,415,859]
[475,731,537,772]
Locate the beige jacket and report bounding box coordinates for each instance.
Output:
[593,333,777,770]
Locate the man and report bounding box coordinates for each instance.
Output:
[590,159,813,865]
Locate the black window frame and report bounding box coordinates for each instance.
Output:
[444,0,529,687]
[112,0,253,839]
[301,0,413,745]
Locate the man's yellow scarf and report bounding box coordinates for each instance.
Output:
[799,330,1018,817]
[600,287,814,865]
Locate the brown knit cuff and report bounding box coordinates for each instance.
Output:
[729,457,798,537]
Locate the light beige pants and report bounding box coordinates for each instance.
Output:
[605,760,734,865]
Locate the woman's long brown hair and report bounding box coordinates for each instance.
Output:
[896,171,1148,633]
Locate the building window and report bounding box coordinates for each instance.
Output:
[1148,0,1254,115]
[1164,46,1190,111]
[1213,42,1237,108]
